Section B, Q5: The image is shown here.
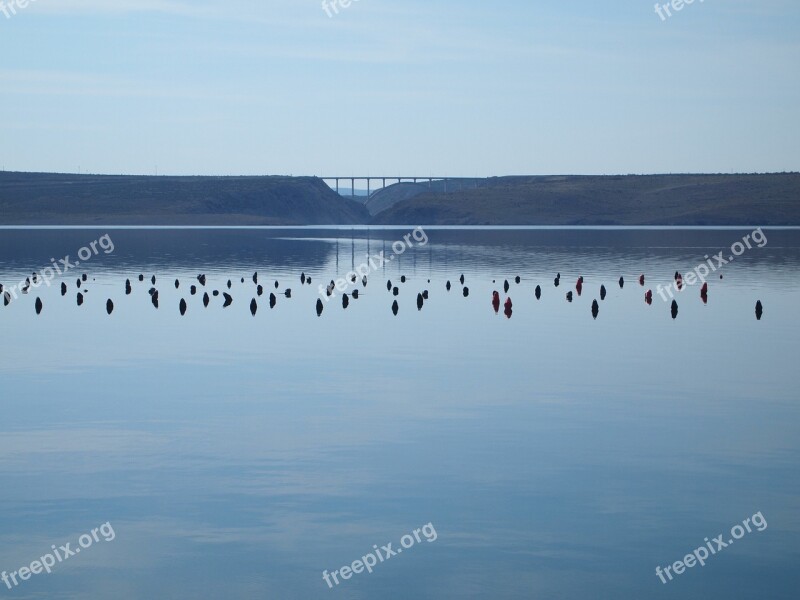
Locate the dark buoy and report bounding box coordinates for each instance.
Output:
[138,274,144,282]
[619,276,624,288]
[504,280,510,293]
[446,281,451,291]
[222,293,233,307]
[63,282,69,296]
[392,299,399,315]
[270,293,277,309]
[3,291,10,306]
[393,287,399,296]
[151,275,155,285]
[284,289,292,298]
[175,279,180,289]
[316,298,324,316]
[352,290,359,299]
[515,276,521,284]
[82,274,88,282]
[203,292,210,307]
[250,298,258,316]
[198,274,206,286]
[274,280,279,289]
[463,287,469,297]
[387,280,392,291]
[362,276,367,287]
[554,275,560,287]
[106,299,114,315]
[180,298,187,315]
[151,291,159,308]
[591,299,599,319]
[671,300,679,319]
[755,300,763,320]
[422,290,429,300]
[76,278,81,289]
[301,272,306,284]
[600,285,606,301]
[253,272,258,284]
[306,276,312,285]
[148,287,156,296]
[535,285,541,300]
[342,294,349,309]
[401,275,406,283]
[416,293,423,310]
[77,292,84,306]
[566,291,573,302]
[227,280,232,289]
[35,297,43,314]
[212,290,219,297]
[257,285,263,296]
[459,274,465,285]
[190,285,197,295]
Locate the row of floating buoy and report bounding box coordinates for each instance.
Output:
[3,270,765,320]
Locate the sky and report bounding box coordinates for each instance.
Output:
[0,0,798,177]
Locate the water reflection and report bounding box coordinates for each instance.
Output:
[0,228,798,600]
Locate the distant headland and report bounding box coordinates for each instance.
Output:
[0,171,798,226]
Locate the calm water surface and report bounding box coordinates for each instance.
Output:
[0,228,798,599]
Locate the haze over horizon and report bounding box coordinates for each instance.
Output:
[1,0,798,177]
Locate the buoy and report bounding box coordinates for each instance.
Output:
[462,287,469,297]
[316,298,324,316]
[639,274,645,285]
[175,279,180,289]
[139,274,144,282]
[535,285,541,300]
[253,272,258,284]
[566,291,573,302]
[284,289,292,298]
[203,292,210,307]
[301,273,306,284]
[416,293,423,310]
[460,274,465,285]
[554,276,560,287]
[257,285,263,296]
[446,281,451,291]
[77,293,84,306]
[576,280,583,295]
[362,276,367,287]
[227,280,232,289]
[401,275,406,283]
[179,299,187,315]
[422,290,429,300]
[515,276,521,284]
[591,299,599,319]
[191,285,197,295]
[197,274,206,286]
[35,297,43,314]
[270,293,277,308]
[755,300,763,320]
[492,291,500,313]
[671,300,678,319]
[393,287,399,296]
[619,276,624,288]
[645,289,653,304]
[387,280,392,291]
[63,282,69,296]
[250,298,258,316]
[392,299,399,315]
[600,285,606,301]
[106,299,113,315]
[504,280,510,293]
[352,290,359,299]
[222,293,233,307]
[343,294,350,309]
[151,275,155,285]
[504,297,513,310]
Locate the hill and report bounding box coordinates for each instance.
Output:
[370,174,800,225]
[0,172,369,225]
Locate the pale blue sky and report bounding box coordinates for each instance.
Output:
[1,0,798,176]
